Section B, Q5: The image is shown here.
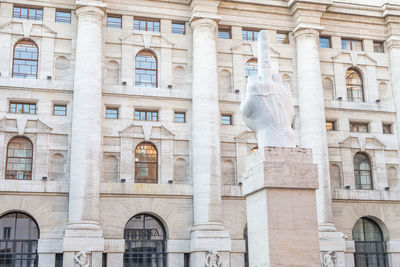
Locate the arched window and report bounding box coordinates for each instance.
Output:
[135,50,157,88]
[245,59,258,82]
[6,137,33,180]
[135,142,158,183]
[0,212,39,266]
[13,40,38,79]
[353,217,388,267]
[124,214,167,267]
[346,69,364,102]
[354,153,373,190]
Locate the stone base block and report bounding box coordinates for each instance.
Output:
[243,147,321,267]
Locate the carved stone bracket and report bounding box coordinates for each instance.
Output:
[205,250,222,267]
[74,250,91,267]
[322,250,337,267]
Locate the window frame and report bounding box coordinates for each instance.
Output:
[174,112,185,123]
[134,142,158,184]
[55,9,71,24]
[6,136,34,180]
[134,17,160,32]
[276,31,289,44]
[242,28,259,41]
[135,50,158,88]
[53,104,67,116]
[107,14,122,29]
[342,38,363,51]
[134,110,159,121]
[382,123,392,134]
[319,36,331,48]
[221,114,232,125]
[326,120,336,131]
[346,68,365,102]
[9,102,36,114]
[350,122,369,133]
[373,41,384,53]
[105,107,119,119]
[171,21,185,34]
[218,26,231,39]
[13,5,43,21]
[354,153,373,190]
[12,39,39,79]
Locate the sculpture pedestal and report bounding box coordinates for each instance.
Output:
[242,147,321,267]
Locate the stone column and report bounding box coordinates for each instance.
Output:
[63,2,105,265]
[293,27,335,232]
[189,17,231,266]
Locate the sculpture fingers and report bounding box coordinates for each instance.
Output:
[258,30,272,82]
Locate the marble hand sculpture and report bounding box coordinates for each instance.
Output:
[240,30,296,148]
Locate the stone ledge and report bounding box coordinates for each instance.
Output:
[332,189,400,201]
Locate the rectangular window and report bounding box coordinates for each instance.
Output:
[373,41,384,53]
[277,32,289,44]
[134,18,160,32]
[172,22,185,34]
[383,123,392,134]
[107,15,122,28]
[106,108,118,119]
[10,102,36,114]
[55,254,63,267]
[53,105,67,116]
[3,227,11,240]
[350,122,369,133]
[221,114,232,125]
[13,6,43,20]
[174,112,185,123]
[342,39,363,51]
[102,253,107,267]
[320,37,331,48]
[135,110,158,121]
[326,121,336,131]
[218,27,231,39]
[55,10,71,23]
[242,29,259,41]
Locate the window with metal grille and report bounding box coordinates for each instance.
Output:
[135,143,158,183]
[55,10,71,23]
[107,15,122,28]
[134,110,158,121]
[0,212,39,267]
[135,51,157,88]
[346,69,364,102]
[354,153,373,190]
[342,39,363,51]
[320,37,331,48]
[13,6,43,20]
[172,22,185,34]
[10,102,36,114]
[277,32,289,44]
[124,214,166,266]
[134,18,160,32]
[6,137,33,180]
[13,40,38,79]
[106,108,118,119]
[242,29,259,41]
[353,217,388,267]
[218,27,231,39]
[53,105,67,116]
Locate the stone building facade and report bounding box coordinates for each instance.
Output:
[0,0,399,266]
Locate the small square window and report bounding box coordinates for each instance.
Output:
[383,123,392,134]
[221,114,232,125]
[172,22,185,34]
[326,121,336,131]
[374,41,384,53]
[218,27,231,39]
[174,112,185,123]
[106,108,118,119]
[277,32,289,44]
[53,105,67,116]
[55,10,71,23]
[350,122,369,133]
[320,37,331,48]
[107,15,122,28]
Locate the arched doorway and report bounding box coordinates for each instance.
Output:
[124,214,167,266]
[0,212,39,266]
[353,217,388,267]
